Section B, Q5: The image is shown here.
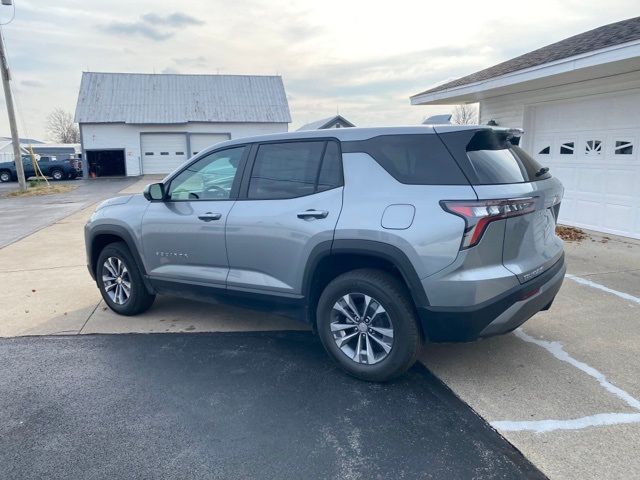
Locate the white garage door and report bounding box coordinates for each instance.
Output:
[529,92,640,239]
[189,133,230,156]
[141,133,188,174]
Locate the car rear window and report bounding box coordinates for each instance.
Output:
[341,134,468,185]
[439,129,551,185]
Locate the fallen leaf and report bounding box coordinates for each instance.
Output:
[556,225,587,242]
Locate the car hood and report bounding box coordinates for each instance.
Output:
[95,195,134,211]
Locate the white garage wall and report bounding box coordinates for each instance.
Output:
[80,122,288,176]
[526,92,640,239]
[480,70,640,151]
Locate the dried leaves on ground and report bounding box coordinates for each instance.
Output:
[6,184,77,198]
[556,225,587,242]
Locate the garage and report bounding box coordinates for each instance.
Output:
[75,72,291,177]
[86,150,126,177]
[141,133,188,174]
[189,133,230,156]
[529,92,640,238]
[410,17,640,239]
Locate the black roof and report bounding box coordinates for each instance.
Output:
[412,16,640,98]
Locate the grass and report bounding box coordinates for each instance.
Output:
[7,181,77,198]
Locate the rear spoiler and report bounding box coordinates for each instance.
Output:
[433,125,524,145]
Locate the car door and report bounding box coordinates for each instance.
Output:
[225,140,343,295]
[141,145,247,286]
[22,158,36,178]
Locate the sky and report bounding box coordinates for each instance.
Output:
[0,0,638,140]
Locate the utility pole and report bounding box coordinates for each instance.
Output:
[0,23,26,191]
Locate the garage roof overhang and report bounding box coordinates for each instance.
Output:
[410,40,640,105]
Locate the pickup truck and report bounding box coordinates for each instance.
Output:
[0,156,81,182]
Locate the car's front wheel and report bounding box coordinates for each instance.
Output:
[50,169,64,181]
[0,170,11,182]
[96,242,155,315]
[316,269,422,382]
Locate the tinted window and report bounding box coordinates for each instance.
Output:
[317,141,343,192]
[248,141,334,199]
[464,130,550,184]
[341,134,467,185]
[168,146,244,201]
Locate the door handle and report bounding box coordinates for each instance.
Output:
[297,209,328,219]
[198,212,222,222]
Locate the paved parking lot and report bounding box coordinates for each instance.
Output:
[1,179,639,479]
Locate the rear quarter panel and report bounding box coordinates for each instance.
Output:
[335,152,476,279]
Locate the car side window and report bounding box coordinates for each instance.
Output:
[317,141,343,192]
[247,140,342,200]
[168,147,244,201]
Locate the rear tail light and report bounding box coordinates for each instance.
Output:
[441,197,537,249]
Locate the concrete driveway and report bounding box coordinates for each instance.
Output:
[0,177,137,248]
[1,179,639,479]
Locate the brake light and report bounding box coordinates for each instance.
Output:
[441,197,537,249]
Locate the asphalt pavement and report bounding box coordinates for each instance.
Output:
[0,332,545,480]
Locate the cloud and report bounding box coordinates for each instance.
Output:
[101,20,173,41]
[172,56,208,67]
[20,79,45,88]
[101,12,204,41]
[141,12,204,27]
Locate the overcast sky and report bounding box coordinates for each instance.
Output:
[0,0,637,139]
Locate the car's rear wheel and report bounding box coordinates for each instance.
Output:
[50,169,64,181]
[96,242,155,315]
[316,269,422,382]
[0,170,11,182]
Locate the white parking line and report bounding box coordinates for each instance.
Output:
[489,274,640,433]
[514,329,640,411]
[492,413,640,434]
[490,329,640,433]
[566,274,640,305]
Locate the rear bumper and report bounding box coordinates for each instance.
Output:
[418,254,565,342]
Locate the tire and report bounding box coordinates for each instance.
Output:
[316,268,422,382]
[96,242,155,316]
[0,170,11,182]
[50,169,64,181]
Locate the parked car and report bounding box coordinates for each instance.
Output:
[84,126,565,381]
[0,156,80,182]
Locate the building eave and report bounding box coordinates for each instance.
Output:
[411,39,640,105]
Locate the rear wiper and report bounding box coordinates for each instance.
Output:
[535,167,549,177]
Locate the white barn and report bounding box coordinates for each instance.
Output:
[75,72,290,177]
[411,17,640,239]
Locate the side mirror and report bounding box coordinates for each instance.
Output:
[143,182,165,201]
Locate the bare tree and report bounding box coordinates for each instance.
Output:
[45,108,80,143]
[451,104,479,125]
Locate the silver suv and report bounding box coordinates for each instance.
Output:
[85,126,565,381]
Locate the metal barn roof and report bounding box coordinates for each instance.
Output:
[75,72,291,124]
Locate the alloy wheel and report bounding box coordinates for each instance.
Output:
[330,293,394,365]
[102,256,131,305]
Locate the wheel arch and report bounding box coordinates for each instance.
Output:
[88,225,154,294]
[303,239,429,331]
